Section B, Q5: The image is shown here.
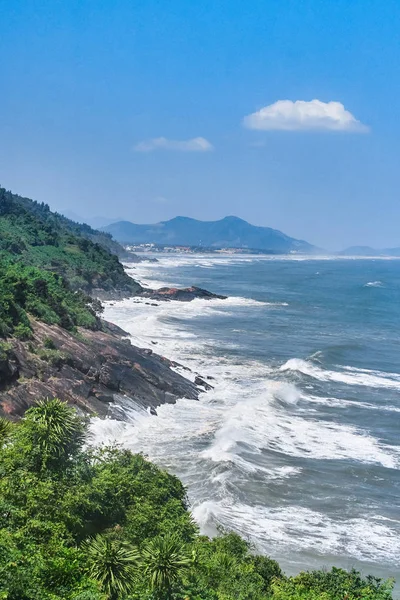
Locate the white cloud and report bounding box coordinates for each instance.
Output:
[134,136,214,152]
[243,99,369,133]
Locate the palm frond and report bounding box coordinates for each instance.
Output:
[0,416,13,446]
[141,532,191,593]
[82,534,139,598]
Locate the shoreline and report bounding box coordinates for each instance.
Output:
[93,255,400,587]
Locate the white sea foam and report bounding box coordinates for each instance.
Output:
[98,266,400,482]
[304,394,400,414]
[124,264,175,289]
[92,364,400,476]
[92,401,400,564]
[102,293,282,365]
[364,280,384,287]
[92,253,400,574]
[192,501,400,565]
[280,358,400,390]
[123,254,268,288]
[200,380,399,469]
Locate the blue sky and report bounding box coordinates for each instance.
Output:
[1,0,399,249]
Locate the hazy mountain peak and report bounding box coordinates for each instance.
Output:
[221,215,247,222]
[164,216,197,223]
[103,216,316,253]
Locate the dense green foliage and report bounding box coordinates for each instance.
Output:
[0,187,142,338]
[0,258,102,337]
[0,399,394,599]
[0,187,125,254]
[0,187,137,293]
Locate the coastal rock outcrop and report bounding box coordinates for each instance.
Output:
[139,285,227,302]
[194,375,214,391]
[94,283,227,303]
[0,319,199,419]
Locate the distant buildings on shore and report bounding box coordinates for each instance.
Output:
[125,243,254,254]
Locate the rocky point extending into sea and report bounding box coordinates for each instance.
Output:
[0,284,225,419]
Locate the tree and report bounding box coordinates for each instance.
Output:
[140,532,191,599]
[82,534,139,600]
[13,398,87,472]
[250,554,282,593]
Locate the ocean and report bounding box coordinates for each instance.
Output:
[91,254,400,583]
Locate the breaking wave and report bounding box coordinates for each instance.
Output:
[364,281,384,287]
[280,358,400,390]
[193,501,400,565]
[91,253,400,576]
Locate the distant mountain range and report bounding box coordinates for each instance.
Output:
[102,216,318,254]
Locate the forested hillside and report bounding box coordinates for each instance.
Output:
[0,187,125,255]
[0,187,141,338]
[0,187,195,419]
[0,187,139,293]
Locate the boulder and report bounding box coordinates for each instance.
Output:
[0,357,19,385]
[194,376,214,391]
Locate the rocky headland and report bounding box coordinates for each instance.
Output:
[0,187,224,420]
[0,316,202,419]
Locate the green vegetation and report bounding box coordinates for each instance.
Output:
[0,342,13,361]
[37,348,75,368]
[0,187,142,339]
[0,259,102,337]
[0,187,139,294]
[0,190,395,598]
[0,399,394,599]
[83,535,139,599]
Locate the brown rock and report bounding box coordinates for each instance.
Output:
[139,285,227,302]
[0,318,199,419]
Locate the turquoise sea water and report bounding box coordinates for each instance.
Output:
[92,255,400,584]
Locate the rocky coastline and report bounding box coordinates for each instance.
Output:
[0,284,223,419]
[93,284,227,303]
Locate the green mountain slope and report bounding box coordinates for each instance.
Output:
[0,187,141,337]
[0,187,139,293]
[103,215,317,253]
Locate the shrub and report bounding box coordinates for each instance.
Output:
[250,554,283,592]
[37,348,74,368]
[13,322,33,340]
[0,341,12,360]
[43,337,57,349]
[0,260,102,337]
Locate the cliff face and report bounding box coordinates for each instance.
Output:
[0,318,199,419]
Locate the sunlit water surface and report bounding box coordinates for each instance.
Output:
[91,254,400,583]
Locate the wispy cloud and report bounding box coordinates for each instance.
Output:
[134,136,214,152]
[243,99,369,133]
